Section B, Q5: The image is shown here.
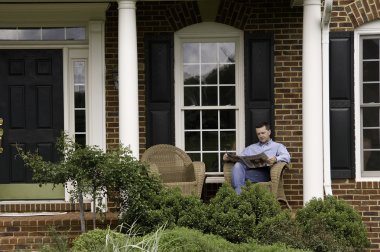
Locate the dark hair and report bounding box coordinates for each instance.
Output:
[255,121,271,130]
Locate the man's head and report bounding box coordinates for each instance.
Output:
[255,121,271,144]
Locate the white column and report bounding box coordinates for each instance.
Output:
[302,0,324,203]
[118,0,139,157]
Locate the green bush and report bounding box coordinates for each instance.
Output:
[295,196,370,251]
[254,211,304,248]
[158,227,304,252]
[205,183,282,243]
[72,228,128,252]
[119,187,207,235]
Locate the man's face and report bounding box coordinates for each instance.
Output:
[256,126,271,144]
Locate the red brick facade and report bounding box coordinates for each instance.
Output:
[103,0,380,250]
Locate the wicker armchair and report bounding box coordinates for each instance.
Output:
[141,144,206,198]
[223,161,291,209]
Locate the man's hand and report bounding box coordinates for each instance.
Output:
[223,153,230,161]
[267,156,277,166]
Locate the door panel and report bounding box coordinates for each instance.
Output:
[0,49,63,187]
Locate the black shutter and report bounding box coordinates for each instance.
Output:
[329,32,354,179]
[144,33,174,147]
[244,32,274,145]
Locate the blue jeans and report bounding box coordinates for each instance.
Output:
[231,162,270,194]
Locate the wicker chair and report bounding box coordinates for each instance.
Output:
[223,161,291,209]
[141,144,206,198]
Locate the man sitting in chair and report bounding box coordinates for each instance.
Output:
[223,121,290,194]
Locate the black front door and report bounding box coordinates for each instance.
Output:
[0,49,63,184]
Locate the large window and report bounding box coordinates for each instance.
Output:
[183,42,236,173]
[175,23,244,174]
[355,21,380,179]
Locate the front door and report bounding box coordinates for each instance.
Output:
[0,49,64,199]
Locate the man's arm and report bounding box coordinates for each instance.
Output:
[275,143,291,163]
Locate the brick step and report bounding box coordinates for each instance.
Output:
[0,212,119,251]
[0,201,92,213]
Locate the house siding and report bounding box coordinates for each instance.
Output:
[103,0,380,249]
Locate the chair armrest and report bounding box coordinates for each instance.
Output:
[192,161,206,197]
[223,162,234,185]
[269,162,289,195]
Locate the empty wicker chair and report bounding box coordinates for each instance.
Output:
[223,161,291,209]
[141,144,206,198]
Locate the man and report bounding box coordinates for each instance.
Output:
[223,121,290,194]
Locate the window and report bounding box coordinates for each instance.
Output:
[73,60,87,145]
[355,21,380,180]
[0,27,86,41]
[175,23,244,174]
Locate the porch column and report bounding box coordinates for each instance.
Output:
[118,0,139,157]
[302,0,324,203]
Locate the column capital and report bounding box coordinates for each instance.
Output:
[118,0,137,10]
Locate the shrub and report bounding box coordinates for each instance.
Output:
[119,187,207,235]
[158,227,304,252]
[254,211,304,248]
[205,183,282,243]
[295,196,370,251]
[72,228,128,252]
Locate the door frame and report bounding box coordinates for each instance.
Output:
[0,3,107,201]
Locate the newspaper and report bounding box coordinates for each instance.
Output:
[226,152,269,168]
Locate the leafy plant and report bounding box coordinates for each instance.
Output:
[19,133,160,233]
[205,182,282,243]
[295,196,370,251]
[119,186,206,235]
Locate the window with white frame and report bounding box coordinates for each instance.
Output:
[356,21,380,179]
[73,60,87,146]
[175,23,244,174]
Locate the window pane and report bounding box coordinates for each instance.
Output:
[363,39,379,60]
[75,110,86,132]
[201,86,217,106]
[42,28,65,40]
[18,28,41,40]
[203,131,218,151]
[220,131,236,150]
[220,86,235,106]
[202,110,218,129]
[201,43,217,63]
[363,129,380,149]
[363,83,380,103]
[66,27,85,40]
[364,150,380,171]
[188,152,200,162]
[203,153,218,172]
[363,107,380,127]
[184,87,199,106]
[201,64,217,84]
[363,61,379,82]
[75,134,86,146]
[219,43,235,63]
[74,61,85,83]
[185,110,200,129]
[183,43,199,63]
[184,65,200,85]
[185,132,200,151]
[220,110,235,129]
[74,85,86,108]
[219,64,235,84]
[0,29,17,40]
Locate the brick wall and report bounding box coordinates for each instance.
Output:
[104,0,380,250]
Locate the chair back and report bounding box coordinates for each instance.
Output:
[141,144,195,183]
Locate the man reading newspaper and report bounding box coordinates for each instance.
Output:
[223,121,290,194]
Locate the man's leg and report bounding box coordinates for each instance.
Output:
[231,162,247,194]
